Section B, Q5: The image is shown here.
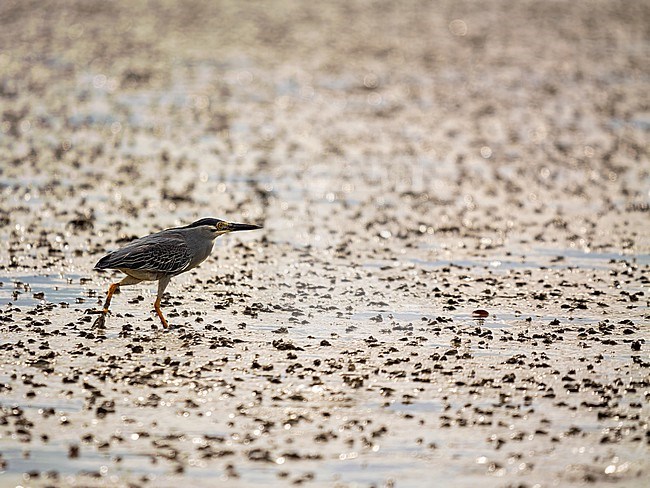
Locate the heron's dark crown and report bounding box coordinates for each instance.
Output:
[183,218,224,228]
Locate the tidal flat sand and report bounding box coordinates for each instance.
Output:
[0,1,648,487]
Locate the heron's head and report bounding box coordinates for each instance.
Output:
[185,218,262,239]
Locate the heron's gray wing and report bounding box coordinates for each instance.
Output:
[95,233,192,274]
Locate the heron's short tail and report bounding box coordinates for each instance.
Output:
[94,253,115,270]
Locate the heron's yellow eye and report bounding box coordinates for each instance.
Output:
[216,222,227,231]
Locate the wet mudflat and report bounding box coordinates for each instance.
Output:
[1,1,649,487]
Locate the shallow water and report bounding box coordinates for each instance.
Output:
[411,249,650,271]
[0,275,94,308]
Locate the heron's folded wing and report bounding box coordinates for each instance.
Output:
[96,234,192,274]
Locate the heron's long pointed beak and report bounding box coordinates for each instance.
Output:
[227,222,263,232]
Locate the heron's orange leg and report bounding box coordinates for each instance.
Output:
[102,283,120,314]
[154,297,169,328]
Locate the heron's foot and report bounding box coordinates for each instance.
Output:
[153,320,175,332]
[93,314,107,329]
[151,313,169,329]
